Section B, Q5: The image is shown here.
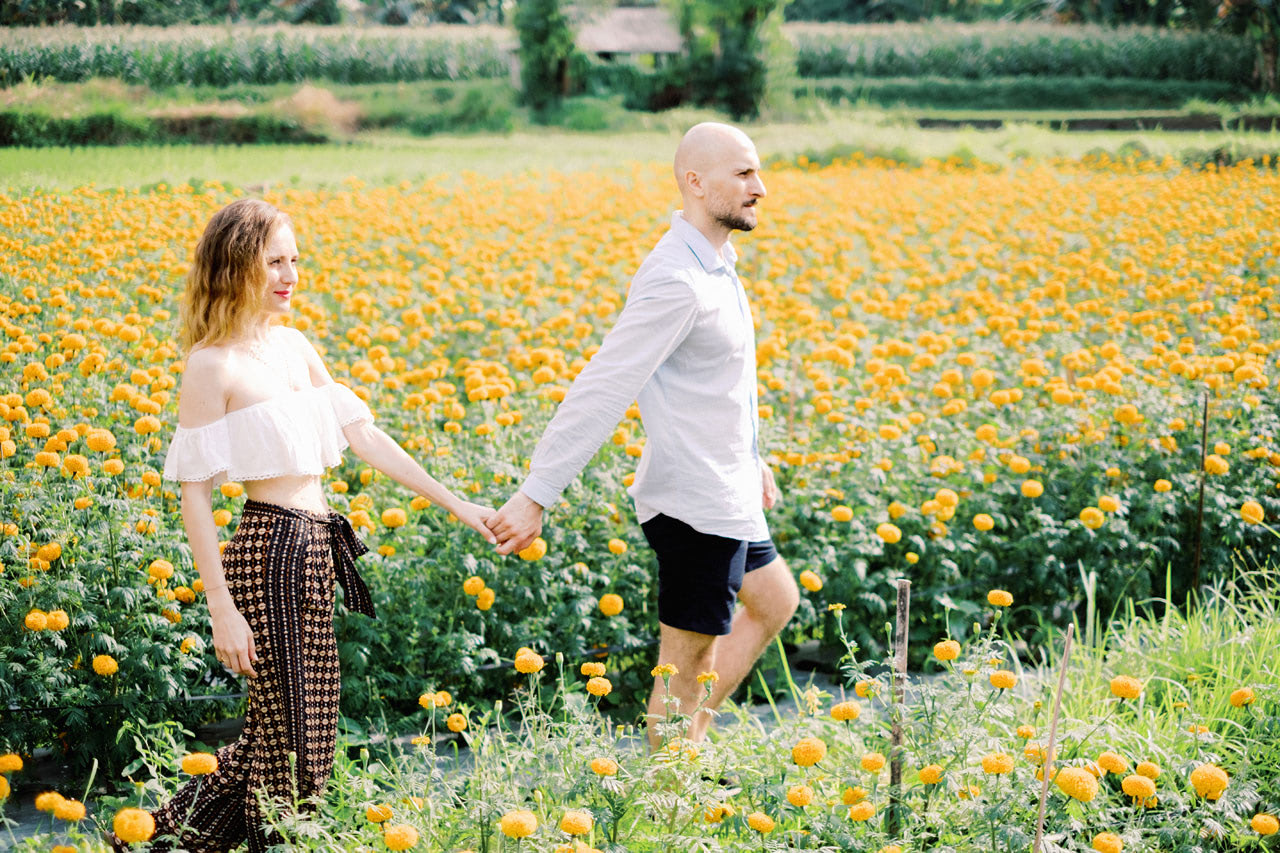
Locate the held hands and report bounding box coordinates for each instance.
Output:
[486,491,544,556]
[453,500,498,545]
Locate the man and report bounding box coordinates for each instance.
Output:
[487,122,798,748]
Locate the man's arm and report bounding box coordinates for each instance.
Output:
[488,277,699,554]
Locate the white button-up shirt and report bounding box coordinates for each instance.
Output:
[520,211,768,541]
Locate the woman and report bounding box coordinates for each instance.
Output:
[115,199,495,851]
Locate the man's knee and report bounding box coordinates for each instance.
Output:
[743,558,799,633]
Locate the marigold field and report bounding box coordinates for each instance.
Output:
[1,153,1279,851]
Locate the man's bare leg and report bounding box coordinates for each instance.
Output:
[686,557,798,742]
[646,623,719,751]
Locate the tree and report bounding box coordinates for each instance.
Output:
[668,0,790,120]
[514,0,578,118]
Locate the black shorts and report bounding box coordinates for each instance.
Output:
[640,513,778,636]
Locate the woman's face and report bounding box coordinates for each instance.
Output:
[262,223,299,316]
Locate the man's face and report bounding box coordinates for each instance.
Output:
[703,140,766,233]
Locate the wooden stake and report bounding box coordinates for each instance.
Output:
[887,578,911,840]
[1191,391,1210,592]
[1033,623,1075,853]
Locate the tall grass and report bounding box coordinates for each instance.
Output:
[791,22,1255,84]
[0,22,1257,89]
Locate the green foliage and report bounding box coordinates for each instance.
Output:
[789,22,1256,85]
[513,0,577,118]
[0,26,510,88]
[802,74,1252,109]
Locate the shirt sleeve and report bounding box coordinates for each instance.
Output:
[520,276,699,508]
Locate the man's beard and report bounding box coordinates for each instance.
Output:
[715,201,757,233]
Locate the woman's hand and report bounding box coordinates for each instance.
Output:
[209,598,258,678]
[454,501,498,545]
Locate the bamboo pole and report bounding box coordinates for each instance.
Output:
[887,578,911,840]
[1033,623,1075,853]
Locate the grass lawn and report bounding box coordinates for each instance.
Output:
[4,113,1279,191]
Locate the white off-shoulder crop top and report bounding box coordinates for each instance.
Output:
[162,383,374,483]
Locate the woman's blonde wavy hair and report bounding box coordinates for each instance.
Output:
[179,198,291,353]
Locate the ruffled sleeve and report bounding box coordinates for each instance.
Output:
[325,383,374,427]
[162,420,232,483]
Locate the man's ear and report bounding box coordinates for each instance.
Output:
[683,169,705,198]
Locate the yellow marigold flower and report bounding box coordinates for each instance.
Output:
[861,752,886,772]
[381,508,407,528]
[982,753,1015,774]
[842,785,868,804]
[366,804,393,823]
[972,513,995,531]
[704,803,734,823]
[1121,774,1156,800]
[1092,832,1124,853]
[989,669,1016,689]
[93,654,118,676]
[651,663,678,678]
[586,677,612,697]
[799,569,823,591]
[696,670,719,685]
[1153,479,1172,492]
[24,609,47,631]
[86,429,116,452]
[0,753,22,773]
[607,538,627,555]
[0,776,7,800]
[987,589,1013,607]
[560,810,593,835]
[36,791,64,812]
[1109,675,1142,699]
[514,649,544,674]
[933,639,961,661]
[1135,761,1161,779]
[53,797,86,821]
[791,736,827,767]
[831,700,861,722]
[1079,507,1105,529]
[854,679,881,698]
[880,847,904,853]
[746,811,775,833]
[828,602,847,612]
[383,823,419,850]
[181,753,218,775]
[848,801,876,821]
[598,593,623,616]
[212,509,232,527]
[433,690,452,707]
[462,575,486,596]
[476,588,495,610]
[581,662,606,677]
[935,488,959,508]
[1016,725,1036,739]
[113,808,156,844]
[1204,454,1229,475]
[1252,814,1279,835]
[1021,479,1044,498]
[447,713,468,733]
[832,505,854,522]
[1024,743,1053,765]
[876,522,902,543]
[589,757,618,776]
[787,784,814,807]
[1230,687,1255,707]
[518,537,547,561]
[919,764,943,785]
[1097,751,1128,774]
[1241,501,1265,524]
[1055,767,1099,801]
[500,809,537,838]
[1190,763,1229,797]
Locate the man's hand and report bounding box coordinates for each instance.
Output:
[761,463,780,510]
[487,491,545,556]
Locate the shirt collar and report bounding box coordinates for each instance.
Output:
[671,211,737,273]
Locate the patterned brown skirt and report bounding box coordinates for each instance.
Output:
[127,500,372,853]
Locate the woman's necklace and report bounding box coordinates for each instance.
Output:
[242,329,294,388]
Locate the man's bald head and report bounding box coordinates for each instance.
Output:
[673,122,757,193]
